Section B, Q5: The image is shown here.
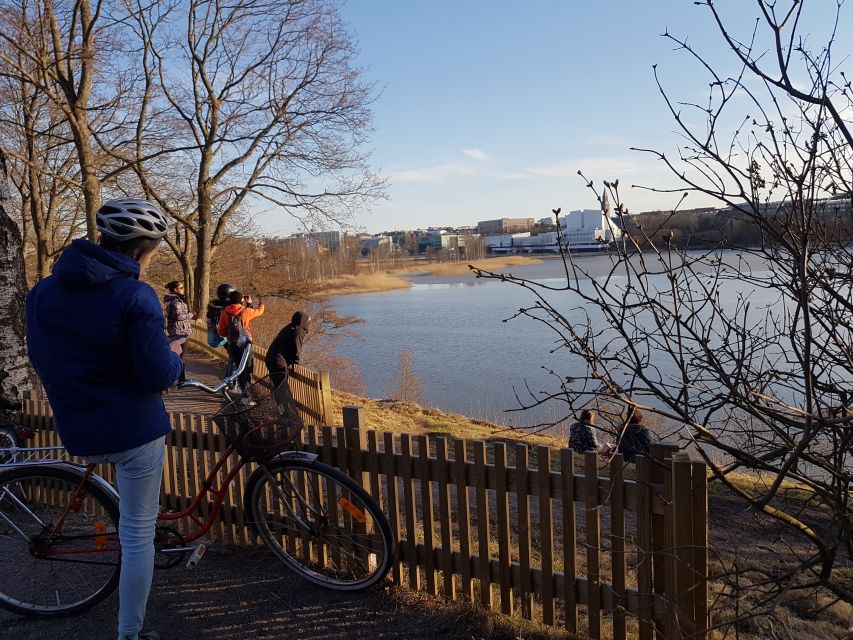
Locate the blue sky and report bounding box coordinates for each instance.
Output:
[260,1,852,235]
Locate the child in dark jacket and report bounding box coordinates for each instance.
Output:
[206,283,233,348]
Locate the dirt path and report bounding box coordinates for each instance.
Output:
[0,546,475,640]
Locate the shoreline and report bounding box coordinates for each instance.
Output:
[314,255,543,297]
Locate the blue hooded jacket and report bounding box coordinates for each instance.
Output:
[26,239,182,456]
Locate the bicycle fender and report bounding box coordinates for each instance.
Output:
[18,461,121,505]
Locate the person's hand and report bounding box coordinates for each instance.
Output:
[275,354,288,368]
[169,341,183,355]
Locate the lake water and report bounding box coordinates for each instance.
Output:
[330,253,776,430]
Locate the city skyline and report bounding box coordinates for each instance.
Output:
[253,1,852,236]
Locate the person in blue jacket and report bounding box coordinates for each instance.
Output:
[26,198,182,640]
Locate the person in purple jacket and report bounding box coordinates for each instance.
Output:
[26,198,182,640]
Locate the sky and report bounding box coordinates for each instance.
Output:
[257,1,853,236]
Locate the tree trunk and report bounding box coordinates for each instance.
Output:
[194,194,212,315]
[0,148,30,399]
[71,116,101,242]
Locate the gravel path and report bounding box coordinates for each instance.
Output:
[0,546,474,640]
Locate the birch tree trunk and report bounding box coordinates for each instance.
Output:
[0,148,29,399]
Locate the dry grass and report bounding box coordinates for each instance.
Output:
[318,271,412,296]
[389,585,578,640]
[330,388,565,448]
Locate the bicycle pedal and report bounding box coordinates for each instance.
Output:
[185,544,206,569]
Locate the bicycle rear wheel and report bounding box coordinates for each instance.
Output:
[249,459,393,590]
[0,428,16,464]
[0,465,121,617]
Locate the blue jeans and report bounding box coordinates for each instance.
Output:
[87,436,166,637]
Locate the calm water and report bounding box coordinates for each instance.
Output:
[330,253,776,429]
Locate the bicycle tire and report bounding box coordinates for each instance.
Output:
[0,464,121,617]
[0,428,17,464]
[249,459,393,591]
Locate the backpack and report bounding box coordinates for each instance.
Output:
[226,308,250,348]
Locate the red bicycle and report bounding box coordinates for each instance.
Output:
[0,346,393,617]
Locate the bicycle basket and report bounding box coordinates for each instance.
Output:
[211,376,304,462]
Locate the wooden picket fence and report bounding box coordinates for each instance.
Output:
[19,391,709,640]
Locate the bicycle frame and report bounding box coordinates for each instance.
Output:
[155,442,246,541]
[1,344,321,557]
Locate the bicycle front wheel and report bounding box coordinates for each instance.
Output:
[0,465,121,617]
[249,459,393,590]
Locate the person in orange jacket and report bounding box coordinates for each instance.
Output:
[218,289,265,403]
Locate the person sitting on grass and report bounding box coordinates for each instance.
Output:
[617,407,652,463]
[569,409,605,454]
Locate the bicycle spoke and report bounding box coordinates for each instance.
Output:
[0,467,121,616]
[251,460,392,590]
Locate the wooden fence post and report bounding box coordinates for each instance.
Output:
[691,460,709,638]
[318,371,333,425]
[671,452,693,639]
[342,406,367,488]
[649,442,680,639]
[671,453,710,640]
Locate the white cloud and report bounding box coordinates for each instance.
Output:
[462,148,490,161]
[390,162,476,183]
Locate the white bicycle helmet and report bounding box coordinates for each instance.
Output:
[96,198,169,240]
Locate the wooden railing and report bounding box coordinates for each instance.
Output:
[20,395,710,640]
[186,320,333,425]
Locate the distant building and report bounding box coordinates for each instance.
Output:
[477,218,534,234]
[512,231,560,253]
[308,230,342,252]
[360,235,393,254]
[484,233,530,254]
[559,208,622,250]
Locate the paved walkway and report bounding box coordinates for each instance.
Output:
[1,547,473,640]
[164,344,233,415]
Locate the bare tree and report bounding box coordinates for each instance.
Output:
[126,0,384,312]
[0,148,29,398]
[0,62,83,278]
[0,0,107,240]
[389,348,426,404]
[474,0,853,614]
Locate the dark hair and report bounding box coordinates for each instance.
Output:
[228,290,243,305]
[580,409,594,423]
[165,280,182,292]
[99,235,161,262]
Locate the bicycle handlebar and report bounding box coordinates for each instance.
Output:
[176,343,253,395]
